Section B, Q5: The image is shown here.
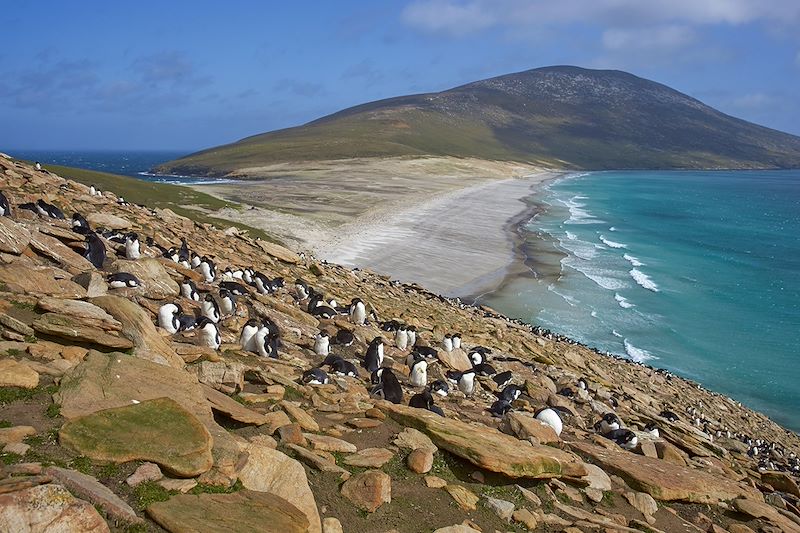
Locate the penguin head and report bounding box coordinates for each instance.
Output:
[127,232,138,242]
[219,288,231,299]
[317,331,329,339]
[370,336,383,346]
[351,297,363,305]
[245,318,259,328]
[204,294,215,303]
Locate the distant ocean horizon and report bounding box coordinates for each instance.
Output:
[481,170,800,432]
[10,150,800,431]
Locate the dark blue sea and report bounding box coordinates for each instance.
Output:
[481,170,800,431]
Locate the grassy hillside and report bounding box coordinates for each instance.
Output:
[157,66,800,176]
[44,164,280,242]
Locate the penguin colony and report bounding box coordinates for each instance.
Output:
[3,161,800,481]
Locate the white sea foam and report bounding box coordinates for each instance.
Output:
[611,330,623,338]
[565,231,577,240]
[547,284,578,307]
[614,293,635,308]
[624,339,657,362]
[563,257,627,290]
[559,196,604,225]
[600,235,627,249]
[559,237,597,261]
[609,226,617,231]
[590,310,598,318]
[629,269,659,292]
[623,253,644,267]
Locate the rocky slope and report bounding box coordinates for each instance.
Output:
[156,66,800,176]
[1,153,800,533]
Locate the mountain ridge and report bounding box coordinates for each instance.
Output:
[156,66,800,176]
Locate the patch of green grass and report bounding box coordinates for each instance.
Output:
[0,387,38,404]
[97,462,121,479]
[481,484,524,504]
[0,420,12,428]
[24,434,46,447]
[133,480,175,511]
[282,385,304,402]
[120,523,149,533]
[188,480,243,495]
[70,455,93,474]
[10,300,35,311]
[382,451,411,480]
[24,335,37,343]
[429,451,463,482]
[5,348,21,356]
[601,490,615,506]
[46,402,61,418]
[1,452,22,465]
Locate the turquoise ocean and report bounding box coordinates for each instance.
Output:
[10,151,800,431]
[480,170,800,431]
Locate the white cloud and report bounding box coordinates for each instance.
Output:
[602,25,696,51]
[401,0,800,35]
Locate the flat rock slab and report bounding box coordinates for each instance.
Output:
[304,433,357,453]
[0,483,110,532]
[147,490,309,533]
[87,212,131,230]
[340,470,391,513]
[386,403,586,479]
[0,359,40,388]
[236,444,321,533]
[256,240,300,264]
[0,216,31,254]
[0,263,86,298]
[571,442,761,503]
[36,297,120,326]
[44,466,141,524]
[202,384,269,425]
[344,448,394,468]
[32,313,133,350]
[29,230,94,271]
[59,397,213,477]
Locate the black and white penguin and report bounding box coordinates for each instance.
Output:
[498,384,523,403]
[314,332,330,356]
[308,294,337,319]
[330,357,358,377]
[294,279,310,300]
[195,316,221,350]
[334,328,354,346]
[395,325,409,351]
[107,272,140,288]
[253,272,272,295]
[218,289,236,316]
[364,337,384,372]
[408,389,444,416]
[71,213,91,234]
[302,368,329,386]
[179,239,191,265]
[596,413,622,434]
[489,399,513,417]
[451,333,462,350]
[89,185,97,196]
[535,407,564,437]
[218,281,248,296]
[197,256,216,283]
[37,199,65,219]
[413,345,438,360]
[180,277,200,301]
[0,192,9,217]
[84,232,106,269]
[201,294,221,323]
[239,318,260,351]
[408,357,428,388]
[441,333,453,353]
[492,370,513,389]
[34,162,42,171]
[468,349,485,367]
[189,251,201,269]
[124,232,140,260]
[472,362,497,376]
[446,369,476,397]
[380,320,401,332]
[158,303,181,334]
[604,428,638,450]
[406,325,417,347]
[430,379,449,397]
[370,368,403,404]
[164,247,180,263]
[659,409,680,422]
[349,297,366,325]
[644,422,660,439]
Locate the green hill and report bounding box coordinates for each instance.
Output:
[156,66,800,175]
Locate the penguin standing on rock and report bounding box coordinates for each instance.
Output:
[349,297,366,325]
[124,232,141,260]
[535,407,563,437]
[180,277,200,301]
[201,294,221,323]
[604,428,638,450]
[72,213,90,234]
[0,192,9,217]
[596,413,622,434]
[371,368,403,404]
[364,337,384,372]
[446,369,476,397]
[220,281,248,296]
[239,319,259,351]
[395,325,408,351]
[452,333,462,350]
[409,389,444,416]
[195,317,221,350]
[314,331,330,356]
[218,289,236,317]
[408,356,428,388]
[295,279,310,300]
[158,303,181,334]
[430,380,449,397]
[489,399,513,417]
[197,256,216,283]
[406,325,417,347]
[302,368,330,385]
[442,334,453,353]
[84,232,106,269]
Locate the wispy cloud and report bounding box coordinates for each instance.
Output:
[602,25,696,52]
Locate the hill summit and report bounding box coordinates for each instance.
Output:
[157,66,800,175]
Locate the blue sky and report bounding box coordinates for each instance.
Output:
[2,0,799,152]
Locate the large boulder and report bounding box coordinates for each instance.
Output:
[503,411,560,444]
[147,490,308,533]
[59,397,213,477]
[56,351,244,485]
[108,258,179,299]
[340,470,392,513]
[90,295,183,368]
[86,212,131,230]
[0,264,86,298]
[237,444,321,533]
[0,359,40,388]
[571,442,762,503]
[0,216,31,254]
[256,239,300,264]
[44,466,141,524]
[32,313,133,350]
[28,230,94,272]
[385,403,586,479]
[0,483,110,532]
